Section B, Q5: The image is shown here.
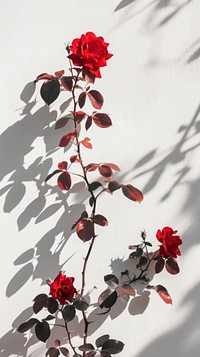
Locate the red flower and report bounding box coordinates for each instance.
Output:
[68,32,113,78]
[50,272,76,304]
[156,227,182,259]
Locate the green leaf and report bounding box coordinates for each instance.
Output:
[73,296,89,311]
[62,305,76,322]
[35,321,50,342]
[95,335,110,348]
[47,297,58,314]
[18,318,39,333]
[40,80,60,105]
[43,315,56,321]
[102,339,124,354]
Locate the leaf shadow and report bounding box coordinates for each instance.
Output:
[135,281,200,357]
[116,102,200,207]
[114,0,137,12]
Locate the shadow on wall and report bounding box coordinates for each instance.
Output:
[0,82,87,298]
[135,281,200,357]
[117,105,200,251]
[0,256,154,356]
[114,0,137,12]
[112,0,194,33]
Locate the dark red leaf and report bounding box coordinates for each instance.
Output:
[71,211,88,230]
[82,69,95,84]
[81,210,89,218]
[33,293,48,313]
[55,117,70,130]
[166,258,180,275]
[117,285,135,297]
[78,92,86,108]
[57,172,71,190]
[93,113,112,128]
[59,132,75,147]
[58,161,68,170]
[43,315,55,321]
[122,184,143,203]
[54,70,64,78]
[81,137,92,149]
[104,163,120,171]
[85,352,97,357]
[85,116,92,131]
[61,76,73,91]
[104,274,119,288]
[45,170,62,183]
[92,214,108,226]
[108,181,123,193]
[59,347,70,357]
[85,163,98,172]
[70,155,78,163]
[155,257,165,274]
[88,90,104,110]
[40,80,60,105]
[54,340,60,348]
[98,289,117,309]
[46,347,60,357]
[73,111,86,123]
[98,165,112,178]
[76,219,94,242]
[79,344,95,352]
[73,293,89,311]
[35,73,55,82]
[89,197,94,207]
[154,285,172,304]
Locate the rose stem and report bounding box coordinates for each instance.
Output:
[70,65,98,349]
[128,249,159,284]
[65,321,77,355]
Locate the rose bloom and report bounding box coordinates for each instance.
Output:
[156,226,182,259]
[50,272,76,304]
[68,31,113,78]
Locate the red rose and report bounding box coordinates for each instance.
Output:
[68,32,113,78]
[50,272,76,304]
[156,226,182,259]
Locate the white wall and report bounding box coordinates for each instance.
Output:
[1,0,200,356]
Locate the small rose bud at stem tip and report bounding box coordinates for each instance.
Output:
[141,230,147,240]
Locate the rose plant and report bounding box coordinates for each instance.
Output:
[17,32,182,357]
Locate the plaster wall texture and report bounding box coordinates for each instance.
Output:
[0,1,200,356]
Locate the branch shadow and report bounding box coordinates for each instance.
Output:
[117,103,200,206]
[0,82,90,354]
[114,0,137,12]
[135,281,200,357]
[110,0,194,38]
[86,255,155,337]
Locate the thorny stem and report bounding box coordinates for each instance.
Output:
[128,249,159,284]
[70,64,98,352]
[65,321,77,355]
